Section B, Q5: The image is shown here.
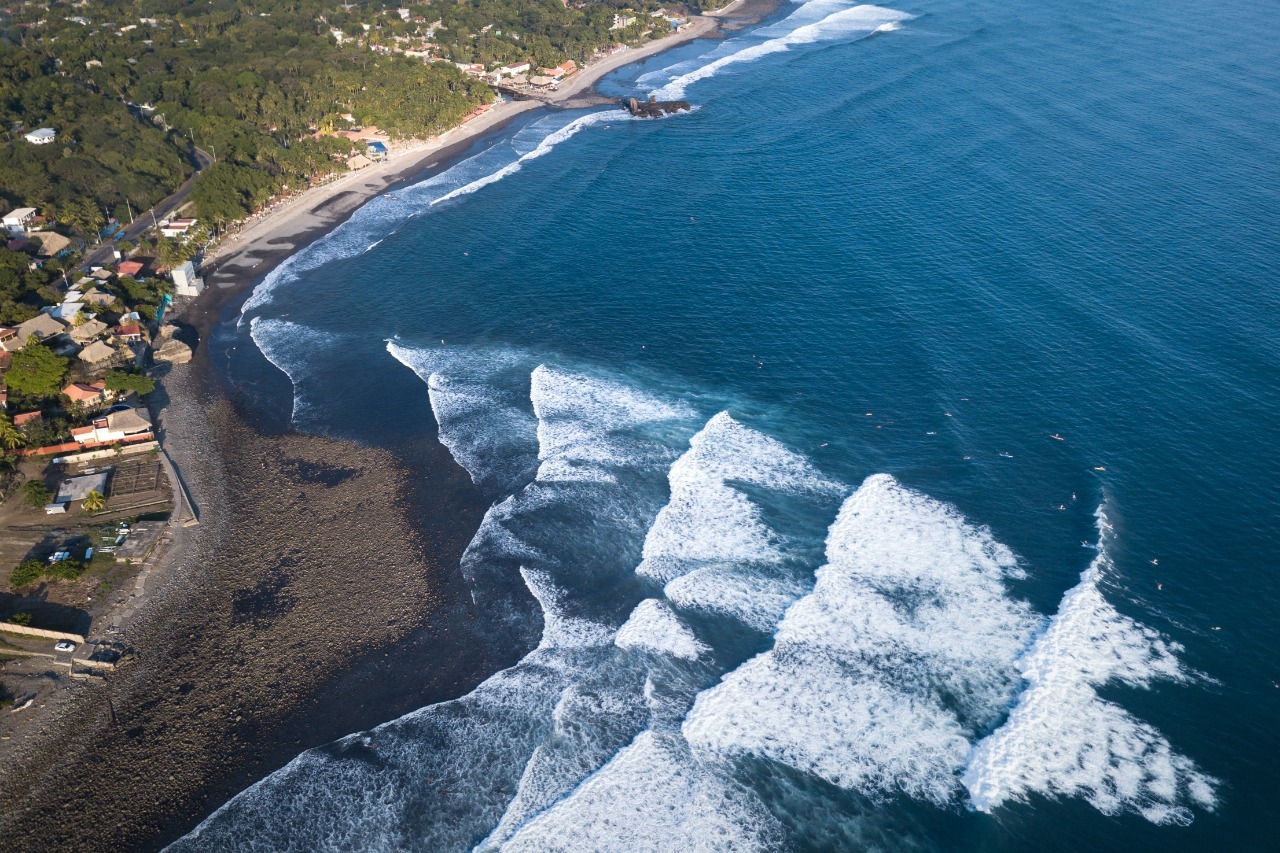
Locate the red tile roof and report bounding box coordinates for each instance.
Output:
[116,260,144,276]
[13,411,41,426]
[63,382,103,402]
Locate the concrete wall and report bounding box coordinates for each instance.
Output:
[1,624,87,645]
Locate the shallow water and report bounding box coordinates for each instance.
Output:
[183,0,1278,848]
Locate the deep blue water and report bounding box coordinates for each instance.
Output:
[179,0,1278,849]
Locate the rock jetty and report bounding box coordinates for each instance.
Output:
[624,95,691,118]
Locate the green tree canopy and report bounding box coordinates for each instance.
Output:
[7,344,68,398]
[104,370,156,396]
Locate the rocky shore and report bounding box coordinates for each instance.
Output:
[0,325,516,851]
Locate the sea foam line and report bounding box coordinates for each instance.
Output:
[653,3,913,100]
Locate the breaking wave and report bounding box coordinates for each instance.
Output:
[651,2,913,100]
[173,348,1217,851]
[963,507,1219,824]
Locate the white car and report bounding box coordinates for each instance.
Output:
[54,641,76,653]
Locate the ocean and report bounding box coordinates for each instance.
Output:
[173,0,1279,849]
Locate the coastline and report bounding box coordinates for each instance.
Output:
[201,0,758,298]
[0,2,772,848]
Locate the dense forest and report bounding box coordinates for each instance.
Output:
[0,0,696,227]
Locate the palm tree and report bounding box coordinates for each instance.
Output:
[82,489,106,513]
[0,416,24,451]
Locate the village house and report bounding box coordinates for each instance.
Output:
[45,298,84,322]
[77,339,118,368]
[67,318,108,345]
[13,411,42,428]
[116,260,146,278]
[82,287,117,307]
[70,408,153,445]
[2,208,38,236]
[62,380,113,407]
[160,217,197,239]
[0,327,18,351]
[13,313,67,345]
[27,231,71,257]
[113,323,144,343]
[24,128,56,145]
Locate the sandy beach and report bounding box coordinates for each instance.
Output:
[0,2,770,848]
[201,0,756,292]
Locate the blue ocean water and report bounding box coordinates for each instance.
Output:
[180,0,1278,849]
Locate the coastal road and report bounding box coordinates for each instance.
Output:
[81,146,214,269]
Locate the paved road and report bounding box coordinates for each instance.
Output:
[81,146,214,269]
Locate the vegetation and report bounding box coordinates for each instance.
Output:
[0,247,59,326]
[10,559,45,588]
[0,0,698,230]
[5,611,33,626]
[0,414,24,452]
[104,370,156,396]
[82,490,106,513]
[21,480,52,508]
[11,556,86,588]
[7,343,68,399]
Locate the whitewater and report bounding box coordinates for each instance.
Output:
[181,0,1278,846]
[170,344,1217,851]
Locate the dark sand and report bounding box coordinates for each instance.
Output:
[0,316,517,850]
[0,2,780,847]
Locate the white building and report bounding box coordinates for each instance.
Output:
[24,128,57,145]
[2,207,37,235]
[172,260,205,297]
[71,409,153,445]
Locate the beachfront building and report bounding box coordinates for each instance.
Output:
[70,408,154,445]
[24,128,56,145]
[3,208,37,236]
[172,260,204,297]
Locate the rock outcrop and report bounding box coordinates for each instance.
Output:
[153,337,192,364]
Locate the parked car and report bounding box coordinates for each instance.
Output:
[54,641,76,652]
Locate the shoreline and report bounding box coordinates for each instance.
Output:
[201,0,759,300]
[0,2,775,848]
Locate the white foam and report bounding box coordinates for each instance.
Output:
[637,411,841,584]
[521,568,616,651]
[683,474,1039,804]
[653,4,913,100]
[240,112,617,318]
[500,731,783,851]
[529,365,697,482]
[431,111,618,208]
[615,599,710,661]
[248,317,340,425]
[963,508,1219,822]
[387,341,539,490]
[664,563,807,632]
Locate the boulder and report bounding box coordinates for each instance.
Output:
[156,324,178,340]
[153,338,192,365]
